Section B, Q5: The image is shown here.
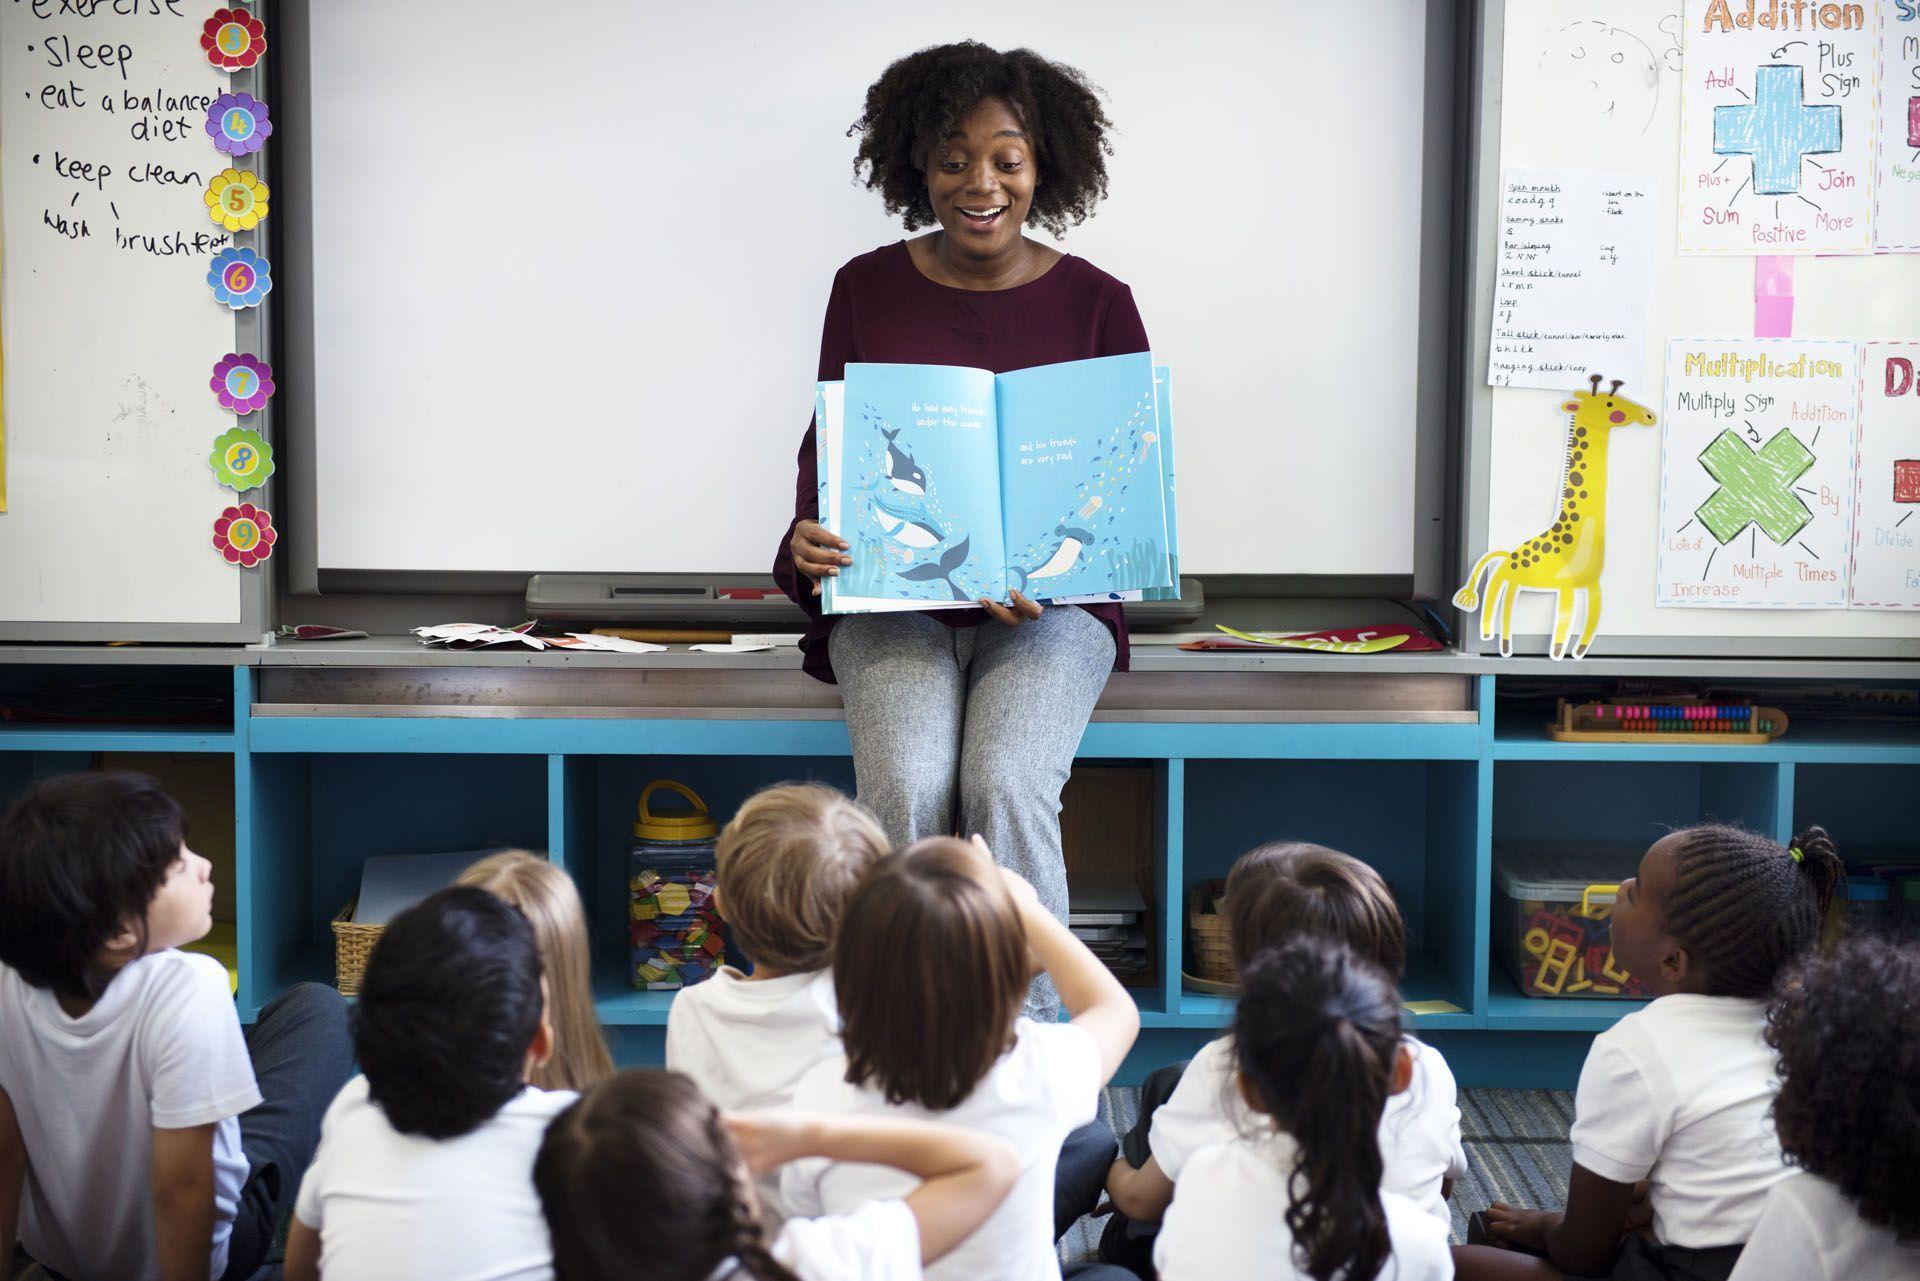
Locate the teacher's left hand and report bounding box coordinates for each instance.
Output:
[978,590,1044,627]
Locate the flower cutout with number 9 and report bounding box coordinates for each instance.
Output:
[212,503,276,568]
[209,427,275,492]
[205,168,269,232]
[206,92,272,156]
[207,247,272,309]
[210,353,275,415]
[202,7,266,71]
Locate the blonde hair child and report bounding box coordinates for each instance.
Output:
[456,850,613,1092]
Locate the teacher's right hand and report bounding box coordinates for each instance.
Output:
[790,519,851,595]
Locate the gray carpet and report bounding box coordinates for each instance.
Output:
[1062,1086,1576,1262]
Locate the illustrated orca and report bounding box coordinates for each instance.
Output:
[879,428,927,496]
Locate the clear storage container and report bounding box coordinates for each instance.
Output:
[1495,843,1652,1000]
[628,781,723,990]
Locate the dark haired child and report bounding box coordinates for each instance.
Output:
[1457,825,1846,1281]
[284,885,571,1281]
[0,771,351,1281]
[1103,843,1465,1269]
[782,835,1140,1281]
[1154,936,1452,1281]
[535,1069,1021,1281]
[1725,935,1920,1281]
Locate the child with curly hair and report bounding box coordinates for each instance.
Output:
[1726,935,1920,1281]
[1456,825,1846,1281]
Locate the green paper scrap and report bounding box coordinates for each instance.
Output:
[209,426,274,491]
[1214,625,1412,654]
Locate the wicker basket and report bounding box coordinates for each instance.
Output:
[331,898,383,995]
[1187,879,1236,985]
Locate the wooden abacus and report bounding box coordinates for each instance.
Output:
[1546,698,1789,744]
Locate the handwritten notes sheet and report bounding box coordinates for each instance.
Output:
[1489,169,1656,390]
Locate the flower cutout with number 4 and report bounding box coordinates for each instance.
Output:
[206,168,269,232]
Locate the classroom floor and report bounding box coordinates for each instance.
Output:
[1060,1086,1577,1263]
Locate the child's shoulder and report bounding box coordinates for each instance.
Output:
[108,948,237,1022]
[1404,1036,1459,1096]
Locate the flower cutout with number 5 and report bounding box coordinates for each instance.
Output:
[210,353,275,415]
[212,503,276,568]
[205,168,269,232]
[202,8,266,71]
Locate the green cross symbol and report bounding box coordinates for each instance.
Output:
[1696,428,1815,546]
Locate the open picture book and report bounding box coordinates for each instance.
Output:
[816,351,1179,615]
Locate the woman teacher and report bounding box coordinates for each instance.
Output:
[773,42,1149,1024]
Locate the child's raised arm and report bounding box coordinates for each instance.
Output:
[728,1111,1020,1265]
[150,1124,217,1281]
[977,839,1140,1082]
[0,1085,22,1265]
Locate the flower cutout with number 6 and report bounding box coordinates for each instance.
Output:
[212,503,276,568]
[202,8,266,71]
[207,247,272,309]
[206,168,269,232]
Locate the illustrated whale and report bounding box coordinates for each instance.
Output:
[1024,525,1094,582]
[872,489,944,549]
[880,428,926,496]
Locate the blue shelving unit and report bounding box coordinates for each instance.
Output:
[1,655,1913,1087]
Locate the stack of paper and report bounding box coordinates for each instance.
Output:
[1069,888,1150,985]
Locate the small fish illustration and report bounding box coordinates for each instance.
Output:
[880,428,927,496]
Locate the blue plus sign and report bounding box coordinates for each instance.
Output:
[1714,65,1841,196]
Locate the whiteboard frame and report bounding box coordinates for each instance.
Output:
[0,25,272,644]
[275,0,1462,604]
[1459,0,1919,659]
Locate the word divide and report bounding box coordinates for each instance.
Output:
[1680,0,1877,254]
[1658,339,1857,607]
[1488,168,1656,392]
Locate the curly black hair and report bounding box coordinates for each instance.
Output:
[1768,935,1920,1243]
[1663,824,1844,997]
[849,41,1113,237]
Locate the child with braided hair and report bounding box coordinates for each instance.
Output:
[1455,825,1845,1281]
[532,1069,1020,1281]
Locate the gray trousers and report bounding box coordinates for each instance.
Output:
[829,606,1116,1022]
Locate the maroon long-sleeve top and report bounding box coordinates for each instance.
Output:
[773,241,1150,684]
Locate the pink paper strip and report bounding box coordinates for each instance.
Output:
[1754,255,1794,338]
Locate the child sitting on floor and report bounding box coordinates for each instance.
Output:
[534,1069,1021,1281]
[1725,934,1920,1281]
[1101,843,1464,1274]
[1154,935,1453,1281]
[459,850,615,1092]
[0,771,351,1281]
[285,885,574,1281]
[1456,825,1845,1281]
[783,835,1140,1281]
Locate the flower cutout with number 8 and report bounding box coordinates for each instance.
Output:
[210,353,275,415]
[206,92,272,156]
[202,7,266,71]
[209,427,275,492]
[212,503,276,568]
[207,247,272,309]
[205,169,269,232]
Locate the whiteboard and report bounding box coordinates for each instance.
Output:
[0,3,265,636]
[1469,0,1920,652]
[301,0,1437,580]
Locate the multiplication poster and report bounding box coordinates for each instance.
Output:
[1877,1,1920,250]
[1658,339,1857,607]
[1679,0,1878,254]
[1851,343,1920,606]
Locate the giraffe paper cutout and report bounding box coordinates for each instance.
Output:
[1455,376,1658,660]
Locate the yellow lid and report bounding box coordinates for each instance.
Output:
[633,780,717,841]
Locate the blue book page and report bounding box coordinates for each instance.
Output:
[994,352,1173,600]
[1140,366,1181,601]
[828,363,1005,611]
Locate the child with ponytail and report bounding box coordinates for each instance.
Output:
[533,1069,1020,1281]
[1153,935,1452,1281]
[1457,825,1846,1281]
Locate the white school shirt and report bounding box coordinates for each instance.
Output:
[1148,1035,1467,1224]
[0,950,261,1281]
[759,1197,922,1281]
[1153,1132,1453,1281]
[294,1074,576,1281]
[782,1019,1103,1281]
[666,966,842,1219]
[1569,993,1788,1248]
[1726,1173,1920,1281]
